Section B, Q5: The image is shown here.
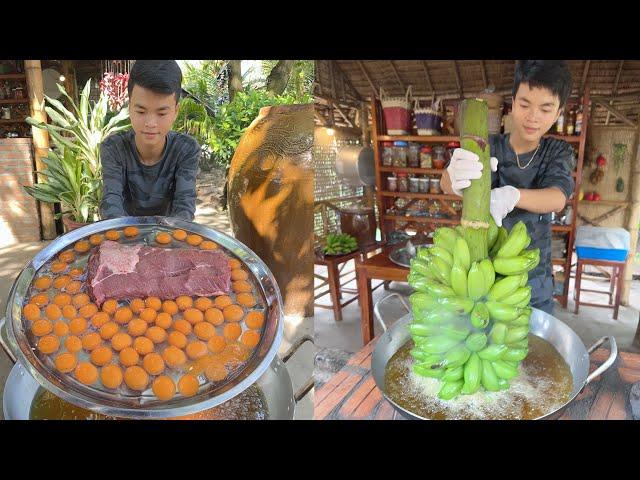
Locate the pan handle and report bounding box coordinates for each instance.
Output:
[0,317,16,364]
[373,293,410,333]
[585,336,618,385]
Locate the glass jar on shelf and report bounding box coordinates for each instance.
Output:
[419,145,433,169]
[381,141,394,167]
[393,141,408,167]
[429,177,442,194]
[432,145,446,169]
[418,176,430,193]
[409,176,420,193]
[397,172,409,192]
[387,175,398,192]
[408,142,420,168]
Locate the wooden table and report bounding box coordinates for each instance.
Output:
[355,246,409,345]
[314,337,640,420]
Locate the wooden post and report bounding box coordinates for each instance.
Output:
[61,60,77,104]
[360,101,370,145]
[25,60,57,240]
[621,123,640,305]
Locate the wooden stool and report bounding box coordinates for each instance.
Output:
[574,256,627,320]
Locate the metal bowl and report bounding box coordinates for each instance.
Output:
[3,216,284,419]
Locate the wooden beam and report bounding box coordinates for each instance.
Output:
[314,109,328,126]
[360,102,370,145]
[480,60,488,90]
[389,61,405,92]
[421,61,434,94]
[452,61,463,97]
[25,60,57,240]
[314,93,362,110]
[593,98,637,127]
[333,103,354,128]
[329,60,337,100]
[606,60,625,125]
[621,120,640,305]
[332,61,362,101]
[357,61,377,96]
[580,60,591,95]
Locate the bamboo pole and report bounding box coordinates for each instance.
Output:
[25,60,56,240]
[621,123,640,305]
[460,99,490,262]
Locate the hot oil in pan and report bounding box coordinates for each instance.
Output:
[29,384,269,420]
[384,335,573,420]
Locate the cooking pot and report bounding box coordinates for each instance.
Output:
[335,145,375,187]
[370,293,617,420]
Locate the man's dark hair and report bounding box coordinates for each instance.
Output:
[128,60,182,103]
[513,60,573,108]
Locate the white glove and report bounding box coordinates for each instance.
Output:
[446,148,499,196]
[490,186,521,227]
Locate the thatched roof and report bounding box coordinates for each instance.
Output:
[315,60,640,127]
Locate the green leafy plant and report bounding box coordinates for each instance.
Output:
[24,80,131,222]
[323,233,358,255]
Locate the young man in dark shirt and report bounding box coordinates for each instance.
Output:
[442,60,575,314]
[100,60,200,221]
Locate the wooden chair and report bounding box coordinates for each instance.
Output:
[574,256,628,320]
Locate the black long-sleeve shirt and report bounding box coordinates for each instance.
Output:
[100,130,200,221]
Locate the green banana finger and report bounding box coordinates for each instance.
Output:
[410,258,436,279]
[433,227,459,255]
[416,247,432,261]
[453,237,471,271]
[408,274,433,293]
[501,286,532,306]
[441,365,464,382]
[462,353,482,395]
[467,262,486,301]
[478,344,508,361]
[450,262,468,297]
[415,308,458,325]
[410,349,442,364]
[470,302,490,329]
[465,332,488,352]
[489,227,509,257]
[439,324,471,342]
[479,259,495,292]
[413,363,445,379]
[409,323,441,337]
[437,296,475,314]
[497,378,510,390]
[485,301,523,322]
[425,282,457,298]
[502,348,529,362]
[438,380,464,400]
[410,292,439,311]
[508,338,529,349]
[519,272,529,287]
[443,345,472,369]
[419,335,461,354]
[490,322,508,344]
[507,313,531,327]
[481,359,501,392]
[429,246,454,267]
[504,326,529,344]
[486,274,523,302]
[429,256,453,286]
[493,255,537,276]
[487,216,499,250]
[492,359,519,380]
[496,221,529,258]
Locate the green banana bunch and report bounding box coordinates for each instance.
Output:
[489,227,509,257]
[433,227,460,255]
[450,263,468,297]
[323,233,358,255]
[496,221,529,258]
[453,237,471,271]
[467,262,488,301]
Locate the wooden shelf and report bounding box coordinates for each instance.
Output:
[552,258,567,266]
[0,74,26,80]
[0,98,28,105]
[0,118,26,124]
[381,191,460,201]
[579,200,629,207]
[380,166,445,175]
[378,135,459,143]
[383,215,460,225]
[551,225,573,232]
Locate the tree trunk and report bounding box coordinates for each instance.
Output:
[227,60,243,101]
[266,60,294,96]
[460,99,491,263]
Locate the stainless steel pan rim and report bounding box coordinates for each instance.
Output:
[3,216,285,419]
[371,293,618,420]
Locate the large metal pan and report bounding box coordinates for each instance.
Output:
[371,293,618,420]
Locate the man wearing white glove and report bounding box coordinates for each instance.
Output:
[442,60,575,314]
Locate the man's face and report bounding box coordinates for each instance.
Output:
[511,82,562,143]
[129,85,178,149]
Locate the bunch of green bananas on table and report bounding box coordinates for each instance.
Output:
[323,233,358,255]
[407,220,540,400]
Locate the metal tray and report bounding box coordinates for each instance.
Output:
[388,244,431,268]
[3,216,284,419]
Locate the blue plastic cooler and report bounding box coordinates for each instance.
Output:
[575,226,630,261]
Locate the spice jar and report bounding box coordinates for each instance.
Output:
[432,145,446,169]
[408,142,420,168]
[393,141,408,168]
[387,175,398,192]
[382,141,394,167]
[429,177,442,194]
[409,176,420,193]
[397,173,409,192]
[419,145,433,169]
[1,107,11,120]
[419,176,429,193]
[12,86,24,99]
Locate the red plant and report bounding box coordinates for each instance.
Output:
[99,72,129,111]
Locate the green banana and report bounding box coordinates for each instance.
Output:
[497,378,510,390]
[508,338,529,349]
[467,262,486,301]
[519,272,529,287]
[433,227,459,255]
[492,360,519,380]
[487,216,498,250]
[481,359,501,392]
[502,348,529,362]
[438,380,464,400]
[504,326,530,344]
[428,246,454,267]
[436,296,475,314]
[453,237,471,271]
[507,313,530,327]
[493,255,537,276]
[413,363,445,379]
[490,322,508,344]
[410,258,436,279]
[503,360,519,369]
[479,258,496,290]
[462,353,482,395]
[501,286,532,306]
[489,227,509,257]
[514,297,532,309]
[410,292,439,311]
[442,345,471,369]
[478,344,508,361]
[496,221,529,258]
[425,282,457,298]
[410,349,442,364]
[419,335,461,354]
[470,302,490,329]
[450,263,468,298]
[465,332,488,352]
[455,226,466,238]
[415,308,458,325]
[409,323,441,337]
[439,324,471,342]
[486,274,523,302]
[441,365,464,382]
[408,274,433,293]
[485,301,524,322]
[429,256,452,286]
[416,247,432,261]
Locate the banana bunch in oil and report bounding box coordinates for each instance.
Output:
[323,233,358,255]
[407,219,539,400]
